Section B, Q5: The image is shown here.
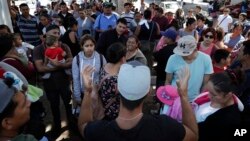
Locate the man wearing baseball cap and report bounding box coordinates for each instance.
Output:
[0,77,36,140]
[165,35,213,101]
[33,25,73,137]
[93,1,119,40]
[154,28,177,89]
[78,61,198,141]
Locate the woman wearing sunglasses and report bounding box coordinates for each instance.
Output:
[197,27,217,56]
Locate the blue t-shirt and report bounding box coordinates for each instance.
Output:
[93,14,118,31]
[77,17,94,39]
[165,51,213,101]
[223,33,245,49]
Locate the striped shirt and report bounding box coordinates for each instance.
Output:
[121,11,134,26]
[17,15,41,46]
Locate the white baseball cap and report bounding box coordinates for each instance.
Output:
[118,61,150,101]
[173,35,197,56]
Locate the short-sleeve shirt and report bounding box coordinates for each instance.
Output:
[121,11,134,26]
[33,42,72,90]
[16,15,42,46]
[76,17,94,38]
[178,28,197,38]
[213,65,225,73]
[217,14,233,33]
[0,57,32,80]
[223,33,245,49]
[165,51,213,101]
[152,16,169,31]
[197,42,216,56]
[93,14,118,31]
[195,102,219,123]
[33,42,72,62]
[84,114,186,141]
[45,47,64,61]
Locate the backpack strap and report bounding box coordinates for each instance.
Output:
[148,22,155,41]
[218,16,228,26]
[99,54,103,70]
[76,54,80,68]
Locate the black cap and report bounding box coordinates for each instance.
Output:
[103,2,113,8]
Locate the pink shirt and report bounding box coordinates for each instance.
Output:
[198,42,215,56]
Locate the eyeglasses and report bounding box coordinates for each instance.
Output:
[223,11,229,13]
[205,35,214,39]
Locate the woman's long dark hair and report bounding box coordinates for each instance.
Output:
[209,69,245,96]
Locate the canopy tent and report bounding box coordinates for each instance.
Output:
[0,0,13,32]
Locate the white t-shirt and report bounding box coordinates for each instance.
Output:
[165,51,213,101]
[195,102,220,123]
[217,14,233,33]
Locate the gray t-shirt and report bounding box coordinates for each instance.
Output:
[178,28,197,38]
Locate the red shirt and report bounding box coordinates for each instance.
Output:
[152,16,168,31]
[45,47,64,61]
[213,65,225,73]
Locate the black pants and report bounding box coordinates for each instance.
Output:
[43,72,72,131]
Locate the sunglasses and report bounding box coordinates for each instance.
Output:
[205,35,214,39]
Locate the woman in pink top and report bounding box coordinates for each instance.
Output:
[198,27,217,57]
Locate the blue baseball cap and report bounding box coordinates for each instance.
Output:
[160,28,177,41]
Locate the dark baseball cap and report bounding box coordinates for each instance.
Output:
[103,2,113,8]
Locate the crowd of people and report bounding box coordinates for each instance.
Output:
[0,0,250,140]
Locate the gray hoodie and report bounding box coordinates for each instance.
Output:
[72,51,106,102]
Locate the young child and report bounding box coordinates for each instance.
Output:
[212,49,231,73]
[43,35,70,79]
[13,33,34,67]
